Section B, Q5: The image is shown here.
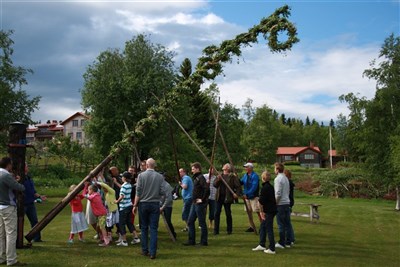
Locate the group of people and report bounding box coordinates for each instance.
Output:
[178,161,295,256]
[68,158,168,260]
[251,162,295,254]
[0,155,296,265]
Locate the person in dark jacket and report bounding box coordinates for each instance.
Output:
[183,162,208,246]
[252,171,277,255]
[284,169,295,245]
[23,163,46,242]
[213,163,242,235]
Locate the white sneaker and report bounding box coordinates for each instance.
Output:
[252,245,266,251]
[117,241,128,247]
[264,249,276,254]
[275,243,285,249]
[116,235,123,243]
[93,234,99,239]
[131,238,140,244]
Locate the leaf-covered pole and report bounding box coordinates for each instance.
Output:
[26,5,298,241]
[25,114,157,242]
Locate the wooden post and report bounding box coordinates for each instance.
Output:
[8,122,27,249]
[25,114,156,242]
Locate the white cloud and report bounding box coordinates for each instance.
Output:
[5,1,384,125]
[215,43,379,122]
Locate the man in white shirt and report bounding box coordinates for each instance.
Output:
[0,157,26,266]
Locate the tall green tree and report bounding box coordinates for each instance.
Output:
[0,30,40,147]
[242,104,282,164]
[338,34,400,205]
[81,34,176,161]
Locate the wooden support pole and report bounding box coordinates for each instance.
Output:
[25,113,156,242]
[8,122,27,248]
[25,151,117,242]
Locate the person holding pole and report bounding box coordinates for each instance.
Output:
[178,168,193,232]
[0,157,26,266]
[240,162,260,232]
[213,163,241,235]
[23,163,46,243]
[183,162,209,246]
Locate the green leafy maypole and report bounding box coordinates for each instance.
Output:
[121,5,299,153]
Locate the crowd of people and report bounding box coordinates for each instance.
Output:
[0,156,296,264]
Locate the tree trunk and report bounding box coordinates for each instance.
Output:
[396,185,400,211]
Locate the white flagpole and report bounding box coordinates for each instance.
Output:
[329,126,333,169]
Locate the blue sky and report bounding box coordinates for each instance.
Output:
[1,0,399,124]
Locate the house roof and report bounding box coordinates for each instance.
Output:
[328,149,337,157]
[60,112,89,125]
[26,127,38,133]
[49,125,64,131]
[276,146,321,155]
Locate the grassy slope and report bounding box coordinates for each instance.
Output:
[18,190,400,267]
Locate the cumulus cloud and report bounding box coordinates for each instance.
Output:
[2,1,384,124]
[215,42,379,122]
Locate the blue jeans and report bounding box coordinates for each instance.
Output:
[208,200,216,221]
[259,213,275,251]
[214,201,232,234]
[24,203,41,241]
[287,207,295,243]
[182,198,192,222]
[187,202,208,245]
[139,202,160,256]
[276,205,292,246]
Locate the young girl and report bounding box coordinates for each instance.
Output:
[68,185,89,244]
[84,183,109,247]
[97,181,119,243]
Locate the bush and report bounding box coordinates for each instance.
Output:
[28,164,87,188]
[284,161,300,166]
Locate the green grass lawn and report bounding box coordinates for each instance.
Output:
[18,191,400,267]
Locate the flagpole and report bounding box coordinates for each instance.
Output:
[329,126,333,169]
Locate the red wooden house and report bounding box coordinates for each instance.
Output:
[276,144,322,168]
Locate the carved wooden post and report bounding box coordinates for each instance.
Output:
[8,122,27,248]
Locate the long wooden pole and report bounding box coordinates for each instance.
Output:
[168,116,181,182]
[169,113,243,203]
[210,109,258,234]
[25,114,156,242]
[8,122,27,248]
[208,98,220,177]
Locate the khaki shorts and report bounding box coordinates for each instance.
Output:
[244,198,260,213]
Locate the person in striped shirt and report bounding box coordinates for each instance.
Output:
[114,172,140,246]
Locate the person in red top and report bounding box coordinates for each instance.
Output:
[68,185,88,244]
[84,183,109,246]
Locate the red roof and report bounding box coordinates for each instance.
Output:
[328,150,337,157]
[60,112,89,125]
[276,146,321,155]
[27,127,38,133]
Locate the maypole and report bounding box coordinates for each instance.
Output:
[25,5,298,242]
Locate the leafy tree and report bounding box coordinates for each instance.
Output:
[338,34,400,207]
[46,134,83,170]
[81,34,176,161]
[242,104,282,164]
[214,102,246,169]
[0,30,40,147]
[242,98,255,123]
